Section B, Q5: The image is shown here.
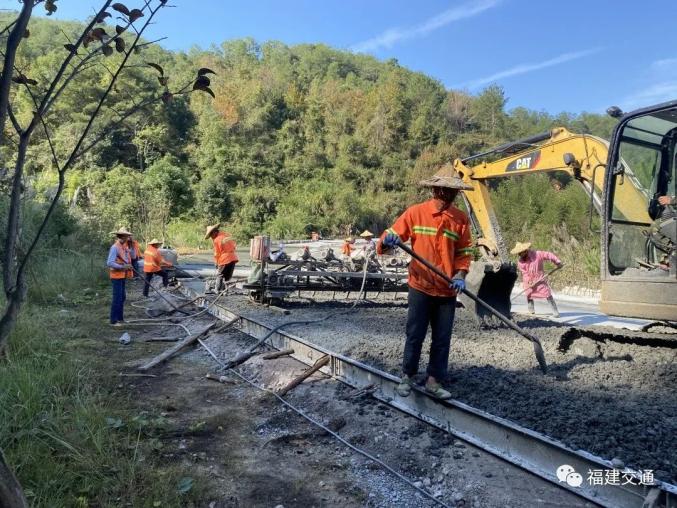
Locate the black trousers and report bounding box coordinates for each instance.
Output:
[143,270,169,297]
[403,287,456,380]
[215,262,236,291]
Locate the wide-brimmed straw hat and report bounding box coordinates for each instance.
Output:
[510,241,532,255]
[148,238,162,246]
[419,163,473,190]
[359,230,374,238]
[113,227,131,236]
[345,237,354,243]
[204,223,220,239]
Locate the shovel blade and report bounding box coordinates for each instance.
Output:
[460,261,517,324]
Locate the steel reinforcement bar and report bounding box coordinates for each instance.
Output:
[179,283,676,508]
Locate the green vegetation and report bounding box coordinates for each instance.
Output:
[5,14,616,275]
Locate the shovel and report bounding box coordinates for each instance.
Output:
[396,240,548,373]
[511,265,563,302]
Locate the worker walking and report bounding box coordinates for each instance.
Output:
[378,164,474,400]
[142,239,173,297]
[127,235,141,279]
[107,228,133,326]
[511,242,563,318]
[205,224,238,292]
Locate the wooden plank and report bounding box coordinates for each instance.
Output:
[262,348,295,360]
[138,321,227,371]
[277,355,330,396]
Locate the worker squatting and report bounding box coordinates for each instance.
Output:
[106,224,238,325]
[105,164,566,398]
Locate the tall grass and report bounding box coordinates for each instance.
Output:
[165,219,209,254]
[0,251,202,506]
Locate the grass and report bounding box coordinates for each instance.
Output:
[165,220,211,255]
[0,252,204,507]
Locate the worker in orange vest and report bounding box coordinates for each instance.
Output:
[106,227,133,326]
[127,235,141,278]
[142,239,173,297]
[342,237,355,257]
[378,164,474,400]
[205,224,239,292]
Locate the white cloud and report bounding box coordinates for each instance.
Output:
[455,48,601,89]
[620,58,677,110]
[351,0,500,53]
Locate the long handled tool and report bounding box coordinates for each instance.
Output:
[396,240,548,373]
[511,265,563,302]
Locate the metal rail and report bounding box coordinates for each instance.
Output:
[179,283,677,508]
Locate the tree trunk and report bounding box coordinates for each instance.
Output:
[0,445,28,508]
[0,275,27,354]
[2,138,28,295]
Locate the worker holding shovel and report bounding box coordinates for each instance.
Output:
[205,224,239,293]
[107,227,133,326]
[378,163,474,400]
[142,239,173,297]
[511,242,563,318]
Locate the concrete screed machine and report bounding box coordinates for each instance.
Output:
[454,100,677,323]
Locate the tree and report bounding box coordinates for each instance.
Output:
[0,2,214,504]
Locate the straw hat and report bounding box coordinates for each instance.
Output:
[419,163,473,190]
[148,238,162,246]
[113,227,131,236]
[359,230,374,238]
[510,241,532,255]
[204,223,220,239]
[345,237,354,243]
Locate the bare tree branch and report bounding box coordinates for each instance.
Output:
[0,1,32,144]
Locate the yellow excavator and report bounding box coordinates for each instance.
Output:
[454,101,677,322]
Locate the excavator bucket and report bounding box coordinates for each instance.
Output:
[459,261,517,324]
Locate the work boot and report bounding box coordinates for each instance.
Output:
[527,299,535,314]
[548,296,560,318]
[425,379,452,400]
[395,374,413,397]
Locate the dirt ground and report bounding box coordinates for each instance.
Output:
[114,287,593,507]
[215,290,677,485]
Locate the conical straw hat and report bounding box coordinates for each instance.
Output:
[204,223,220,239]
[510,241,532,255]
[419,163,473,190]
[359,230,374,238]
[113,227,131,236]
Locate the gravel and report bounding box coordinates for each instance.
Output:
[214,291,677,484]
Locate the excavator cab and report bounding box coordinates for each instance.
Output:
[600,101,677,321]
[602,101,677,320]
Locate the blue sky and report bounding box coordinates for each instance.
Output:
[12,0,677,114]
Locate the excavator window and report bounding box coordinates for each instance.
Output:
[607,108,677,277]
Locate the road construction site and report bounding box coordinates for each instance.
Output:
[119,245,677,508]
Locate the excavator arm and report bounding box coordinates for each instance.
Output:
[453,127,651,261]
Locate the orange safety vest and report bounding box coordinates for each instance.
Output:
[377,199,473,297]
[109,242,132,280]
[143,245,171,273]
[128,240,140,260]
[213,231,239,266]
[342,242,352,256]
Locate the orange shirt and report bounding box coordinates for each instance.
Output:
[378,199,473,297]
[143,245,172,273]
[213,231,238,266]
[342,242,353,256]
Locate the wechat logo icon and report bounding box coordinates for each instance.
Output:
[557,464,583,487]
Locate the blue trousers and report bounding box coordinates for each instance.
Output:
[403,287,456,380]
[110,278,126,324]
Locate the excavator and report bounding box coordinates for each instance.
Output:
[454,100,677,322]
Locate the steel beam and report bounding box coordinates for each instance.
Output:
[180,283,677,508]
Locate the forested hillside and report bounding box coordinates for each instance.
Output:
[3,14,617,282]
